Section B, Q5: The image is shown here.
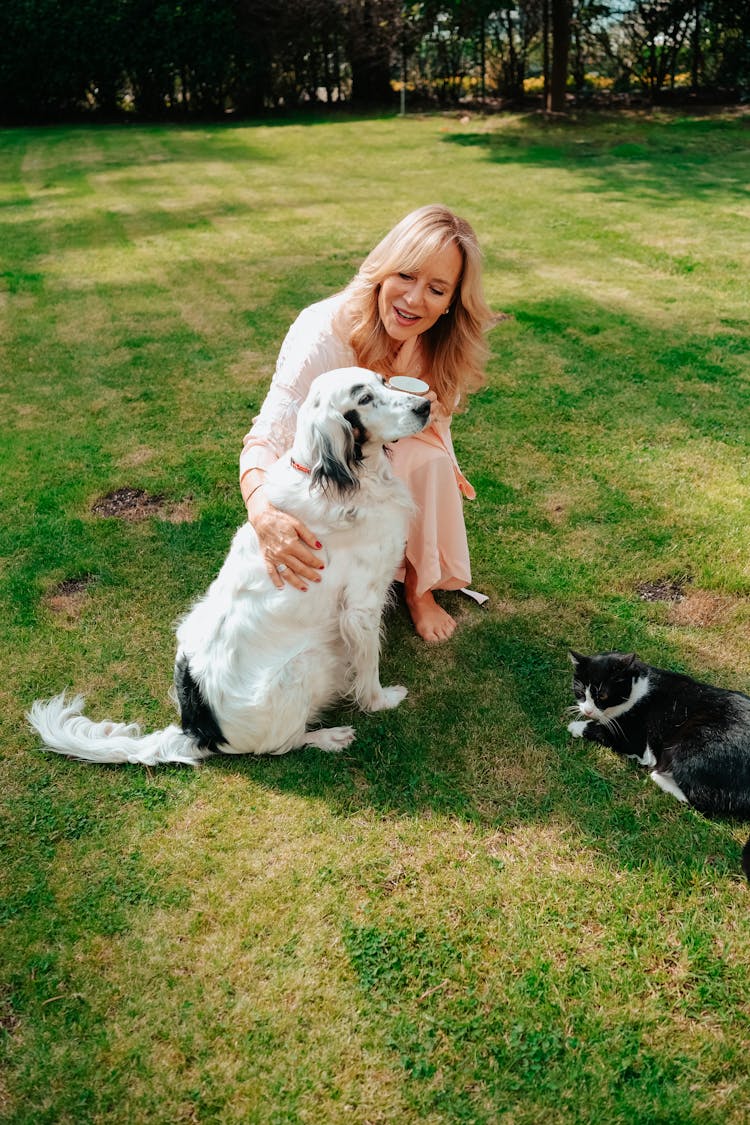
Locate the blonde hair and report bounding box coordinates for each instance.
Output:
[337,204,494,409]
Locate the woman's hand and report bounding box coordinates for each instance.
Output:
[424,390,450,426]
[247,490,324,591]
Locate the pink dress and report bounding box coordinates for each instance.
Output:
[240,294,475,598]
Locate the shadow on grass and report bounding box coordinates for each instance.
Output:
[443,113,750,201]
[473,294,750,451]
[204,600,748,886]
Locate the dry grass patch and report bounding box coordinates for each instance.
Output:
[667,589,740,627]
[119,445,158,468]
[43,574,97,623]
[668,628,750,683]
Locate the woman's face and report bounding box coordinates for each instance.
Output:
[377,240,463,344]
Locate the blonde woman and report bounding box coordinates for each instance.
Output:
[240,204,495,642]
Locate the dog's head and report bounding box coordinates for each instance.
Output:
[293,367,431,496]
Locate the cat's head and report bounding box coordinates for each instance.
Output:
[568,650,648,720]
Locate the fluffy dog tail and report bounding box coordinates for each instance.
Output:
[27,693,211,767]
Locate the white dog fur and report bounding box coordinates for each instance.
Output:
[28,367,430,765]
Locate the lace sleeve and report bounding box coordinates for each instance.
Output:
[239,296,354,476]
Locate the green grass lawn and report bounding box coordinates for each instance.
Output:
[2,108,750,1124]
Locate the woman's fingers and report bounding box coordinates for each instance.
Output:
[265,558,285,589]
[254,508,324,590]
[272,547,324,591]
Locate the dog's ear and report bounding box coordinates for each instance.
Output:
[308,411,361,497]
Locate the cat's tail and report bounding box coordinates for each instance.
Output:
[27,692,211,767]
[741,835,750,884]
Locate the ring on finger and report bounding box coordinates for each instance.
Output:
[276,562,288,574]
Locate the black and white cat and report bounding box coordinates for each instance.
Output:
[567,650,750,880]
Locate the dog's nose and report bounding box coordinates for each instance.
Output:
[414,399,431,419]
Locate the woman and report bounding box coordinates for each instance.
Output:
[240,203,494,642]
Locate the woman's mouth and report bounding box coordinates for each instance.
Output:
[393,305,420,326]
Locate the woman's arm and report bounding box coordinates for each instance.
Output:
[239,296,353,588]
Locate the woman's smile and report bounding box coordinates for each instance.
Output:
[393,304,420,324]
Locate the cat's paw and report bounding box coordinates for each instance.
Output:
[567,719,589,738]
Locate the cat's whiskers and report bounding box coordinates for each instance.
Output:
[602,714,625,740]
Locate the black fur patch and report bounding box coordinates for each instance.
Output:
[343,409,365,461]
[310,410,364,497]
[174,655,226,752]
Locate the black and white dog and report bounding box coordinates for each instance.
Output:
[28,367,430,764]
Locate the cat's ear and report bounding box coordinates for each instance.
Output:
[568,651,584,667]
[622,653,637,668]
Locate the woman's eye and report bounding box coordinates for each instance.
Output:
[398,272,413,281]
[430,287,444,297]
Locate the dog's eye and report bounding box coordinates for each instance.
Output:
[358,394,373,405]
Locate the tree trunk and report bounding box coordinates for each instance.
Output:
[547,0,571,112]
[348,1,394,107]
[542,0,550,106]
[691,0,702,91]
[479,12,486,104]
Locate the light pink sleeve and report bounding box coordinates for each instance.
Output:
[239,295,355,481]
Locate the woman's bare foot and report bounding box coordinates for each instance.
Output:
[407,589,457,642]
[404,563,456,642]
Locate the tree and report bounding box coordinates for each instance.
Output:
[547,0,572,109]
[344,0,400,106]
[487,3,542,103]
[699,0,750,93]
[1,0,749,119]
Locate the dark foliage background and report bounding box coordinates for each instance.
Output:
[1,1,748,122]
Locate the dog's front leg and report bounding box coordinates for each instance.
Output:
[339,596,406,712]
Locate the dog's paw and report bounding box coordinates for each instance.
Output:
[367,685,408,712]
[305,726,356,753]
[567,720,589,738]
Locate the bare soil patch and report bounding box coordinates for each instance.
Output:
[91,487,195,523]
[44,574,97,622]
[636,577,743,629]
[92,487,166,520]
[636,576,692,603]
